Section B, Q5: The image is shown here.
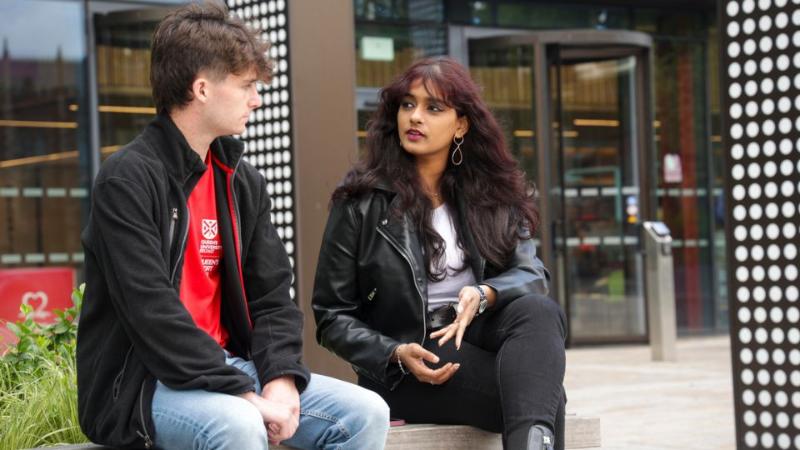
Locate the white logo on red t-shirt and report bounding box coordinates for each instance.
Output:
[202,219,218,240]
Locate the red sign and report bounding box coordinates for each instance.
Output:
[0,267,75,347]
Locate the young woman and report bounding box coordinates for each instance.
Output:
[312,57,567,450]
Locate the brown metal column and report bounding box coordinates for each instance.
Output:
[289,0,356,381]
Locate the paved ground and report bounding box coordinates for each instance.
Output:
[564,335,736,449]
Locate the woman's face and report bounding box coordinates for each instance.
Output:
[397,79,468,162]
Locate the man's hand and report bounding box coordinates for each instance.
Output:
[394,343,459,385]
[261,375,300,445]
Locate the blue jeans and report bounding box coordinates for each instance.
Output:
[151,354,390,450]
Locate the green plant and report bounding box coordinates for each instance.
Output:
[0,284,89,449]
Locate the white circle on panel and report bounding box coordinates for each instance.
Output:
[779,160,794,177]
[767,224,780,240]
[782,201,795,216]
[789,309,800,324]
[794,392,800,407]
[766,203,778,218]
[760,36,773,53]
[761,78,775,95]
[750,222,764,237]
[777,412,790,428]
[761,57,774,74]
[777,54,790,70]
[745,431,757,447]
[772,328,785,344]
[759,0,771,8]
[754,286,767,301]
[763,119,776,135]
[772,307,785,323]
[777,12,789,28]
[744,0,756,12]
[730,102,743,118]
[734,185,746,200]
[739,307,752,324]
[765,140,778,156]
[727,1,740,16]
[732,143,744,159]
[745,59,758,75]
[738,286,751,302]
[788,286,800,303]
[741,328,753,343]
[786,265,799,281]
[783,222,797,238]
[756,327,769,342]
[744,389,756,405]
[792,371,800,386]
[777,434,790,449]
[734,204,747,221]
[761,433,774,449]
[765,181,778,197]
[780,118,792,133]
[735,246,747,262]
[794,52,800,68]
[759,389,772,406]
[791,349,800,365]
[744,409,757,425]
[761,98,775,115]
[745,80,759,97]
[761,410,774,427]
[749,205,763,221]
[770,286,783,301]
[748,162,762,178]
[744,39,757,55]
[746,100,759,116]
[728,21,741,37]
[732,164,745,179]
[749,184,762,200]
[776,370,788,386]
[777,33,789,49]
[755,306,768,322]
[760,15,772,31]
[780,138,792,153]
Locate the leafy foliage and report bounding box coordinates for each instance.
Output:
[0,284,89,449]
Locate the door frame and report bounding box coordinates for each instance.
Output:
[458,28,656,345]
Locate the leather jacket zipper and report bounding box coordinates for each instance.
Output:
[376,225,427,345]
[135,380,153,449]
[111,346,133,401]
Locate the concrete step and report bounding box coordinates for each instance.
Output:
[31,414,600,449]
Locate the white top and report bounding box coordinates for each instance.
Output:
[426,204,476,311]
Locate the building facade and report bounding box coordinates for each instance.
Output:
[0,0,725,358]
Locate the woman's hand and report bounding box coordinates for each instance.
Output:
[429,286,482,349]
[394,343,460,385]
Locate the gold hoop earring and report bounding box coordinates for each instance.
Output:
[451,135,464,166]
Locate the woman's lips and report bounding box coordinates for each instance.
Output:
[406,129,424,142]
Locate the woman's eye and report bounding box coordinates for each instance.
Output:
[401,101,414,109]
[429,104,443,112]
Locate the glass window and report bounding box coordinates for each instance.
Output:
[354,0,443,22]
[447,0,493,26]
[496,2,631,30]
[0,0,88,270]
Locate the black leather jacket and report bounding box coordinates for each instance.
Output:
[312,182,549,390]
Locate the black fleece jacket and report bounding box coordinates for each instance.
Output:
[77,114,309,449]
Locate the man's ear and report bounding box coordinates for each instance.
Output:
[191,75,210,104]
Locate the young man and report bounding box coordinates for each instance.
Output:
[76,3,389,449]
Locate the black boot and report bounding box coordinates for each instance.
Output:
[526,424,555,450]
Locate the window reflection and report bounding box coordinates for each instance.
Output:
[0,0,87,268]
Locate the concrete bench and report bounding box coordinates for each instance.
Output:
[31,414,600,449]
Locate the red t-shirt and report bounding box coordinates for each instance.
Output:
[179,152,228,347]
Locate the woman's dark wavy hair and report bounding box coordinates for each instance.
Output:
[332,57,540,279]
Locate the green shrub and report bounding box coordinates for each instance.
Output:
[0,284,89,449]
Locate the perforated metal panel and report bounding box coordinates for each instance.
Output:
[228,0,297,299]
[722,0,800,448]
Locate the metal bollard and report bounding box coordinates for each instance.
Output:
[642,221,677,361]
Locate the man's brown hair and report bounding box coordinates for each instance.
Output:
[150,1,271,113]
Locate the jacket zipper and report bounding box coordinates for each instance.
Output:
[111,346,133,401]
[169,207,190,284]
[376,225,427,346]
[168,207,178,249]
[135,380,153,448]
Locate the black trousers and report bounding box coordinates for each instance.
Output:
[359,293,567,450]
